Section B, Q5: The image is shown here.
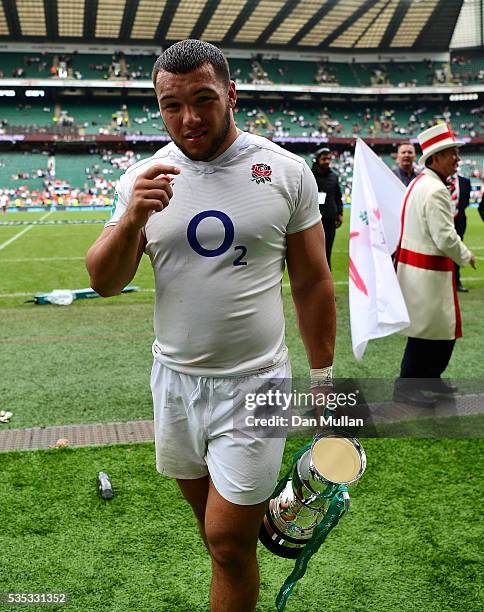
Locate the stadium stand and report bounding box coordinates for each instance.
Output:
[0,100,481,139]
[0,7,481,211]
[0,149,143,207]
[0,52,53,78]
[0,103,53,127]
[239,102,482,139]
[451,54,484,85]
[0,151,51,191]
[0,52,477,86]
[1,149,481,209]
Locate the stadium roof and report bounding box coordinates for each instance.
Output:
[0,0,464,53]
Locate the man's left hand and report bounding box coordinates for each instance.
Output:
[335,214,343,228]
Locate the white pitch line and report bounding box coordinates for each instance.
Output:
[2,278,484,300]
[143,279,482,288]
[142,281,350,291]
[134,278,482,292]
[460,276,484,282]
[0,211,53,251]
[282,280,349,288]
[0,288,156,298]
[0,256,85,262]
[0,281,355,299]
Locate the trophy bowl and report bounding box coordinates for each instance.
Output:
[259,435,366,558]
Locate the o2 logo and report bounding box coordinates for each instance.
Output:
[187,210,247,266]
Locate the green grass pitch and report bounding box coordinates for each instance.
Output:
[0,208,483,611]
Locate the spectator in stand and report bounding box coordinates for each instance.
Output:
[392,143,418,186]
[314,61,337,85]
[0,190,9,215]
[448,172,472,292]
[311,147,343,270]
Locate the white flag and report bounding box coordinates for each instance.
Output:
[349,138,410,360]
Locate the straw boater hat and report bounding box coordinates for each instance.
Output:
[417,123,465,165]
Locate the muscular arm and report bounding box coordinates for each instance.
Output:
[85,162,180,297]
[86,222,146,297]
[286,222,336,368]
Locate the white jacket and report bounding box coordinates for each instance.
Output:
[395,168,471,340]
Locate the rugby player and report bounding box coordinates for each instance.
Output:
[86,39,336,611]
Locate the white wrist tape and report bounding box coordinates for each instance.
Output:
[310,366,333,387]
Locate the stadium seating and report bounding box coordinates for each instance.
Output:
[251,59,320,85]
[0,51,480,209]
[0,99,480,140]
[68,53,118,79]
[0,151,50,190]
[0,103,53,127]
[0,52,473,87]
[0,151,137,191]
[451,54,484,85]
[0,149,481,209]
[236,102,481,139]
[69,53,154,80]
[0,52,53,78]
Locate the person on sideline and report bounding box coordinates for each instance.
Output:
[86,40,335,612]
[393,123,476,407]
[0,190,9,215]
[392,142,418,187]
[311,147,343,269]
[447,172,472,291]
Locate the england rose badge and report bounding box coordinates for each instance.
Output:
[251,163,272,184]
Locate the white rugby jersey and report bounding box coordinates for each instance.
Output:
[106,132,320,376]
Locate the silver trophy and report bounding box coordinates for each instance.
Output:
[260,435,366,558]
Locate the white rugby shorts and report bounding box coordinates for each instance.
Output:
[151,360,292,505]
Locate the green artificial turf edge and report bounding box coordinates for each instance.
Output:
[0,438,482,612]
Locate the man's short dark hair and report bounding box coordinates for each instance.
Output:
[152,39,230,88]
[425,155,433,167]
[315,147,331,158]
[397,142,415,152]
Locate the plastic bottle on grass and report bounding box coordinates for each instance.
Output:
[97,471,113,500]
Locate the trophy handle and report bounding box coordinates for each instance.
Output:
[341,490,350,512]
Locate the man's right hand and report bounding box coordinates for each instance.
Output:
[124,163,181,231]
[469,253,477,269]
